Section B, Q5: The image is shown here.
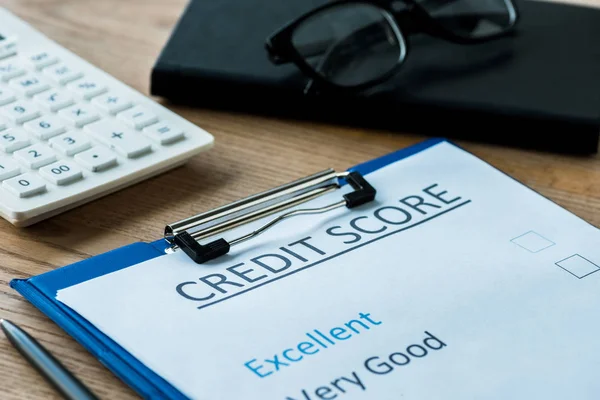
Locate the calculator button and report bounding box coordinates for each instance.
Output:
[49,131,92,156]
[0,118,8,131]
[58,104,100,128]
[85,119,152,158]
[24,115,67,140]
[9,73,51,97]
[0,62,26,82]
[40,160,83,185]
[0,101,41,124]
[117,105,158,130]
[91,92,133,115]
[66,79,107,100]
[0,39,17,61]
[0,87,16,106]
[25,51,59,70]
[0,157,21,180]
[14,143,57,169]
[0,128,31,153]
[74,147,117,172]
[143,121,184,145]
[34,90,74,112]
[43,63,83,85]
[3,173,46,198]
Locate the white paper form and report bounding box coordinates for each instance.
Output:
[57,141,600,400]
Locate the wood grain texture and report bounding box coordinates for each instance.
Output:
[0,0,599,398]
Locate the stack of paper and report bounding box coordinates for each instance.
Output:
[57,142,600,399]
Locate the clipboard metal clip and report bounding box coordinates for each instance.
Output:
[164,169,376,264]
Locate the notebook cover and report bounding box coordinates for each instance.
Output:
[150,0,600,154]
[9,137,447,400]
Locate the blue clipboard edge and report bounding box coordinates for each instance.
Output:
[11,241,187,400]
[9,137,448,399]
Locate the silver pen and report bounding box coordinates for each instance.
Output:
[1,319,99,400]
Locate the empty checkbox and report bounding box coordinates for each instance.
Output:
[556,255,600,279]
[511,231,555,253]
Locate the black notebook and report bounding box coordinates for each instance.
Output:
[150,0,600,154]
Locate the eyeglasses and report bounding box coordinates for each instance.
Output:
[265,0,519,93]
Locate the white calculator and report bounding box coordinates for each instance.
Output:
[0,8,214,227]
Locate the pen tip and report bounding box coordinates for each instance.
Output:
[0,319,13,330]
[0,319,18,337]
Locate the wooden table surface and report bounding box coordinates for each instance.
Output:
[1,0,599,398]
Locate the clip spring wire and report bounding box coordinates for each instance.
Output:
[228,198,347,247]
[166,169,376,263]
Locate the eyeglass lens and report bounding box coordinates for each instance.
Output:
[417,0,516,39]
[290,3,406,87]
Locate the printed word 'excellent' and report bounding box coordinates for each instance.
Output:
[245,312,382,378]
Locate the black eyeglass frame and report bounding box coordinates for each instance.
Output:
[265,0,520,93]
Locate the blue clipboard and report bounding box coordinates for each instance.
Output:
[10,137,446,399]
